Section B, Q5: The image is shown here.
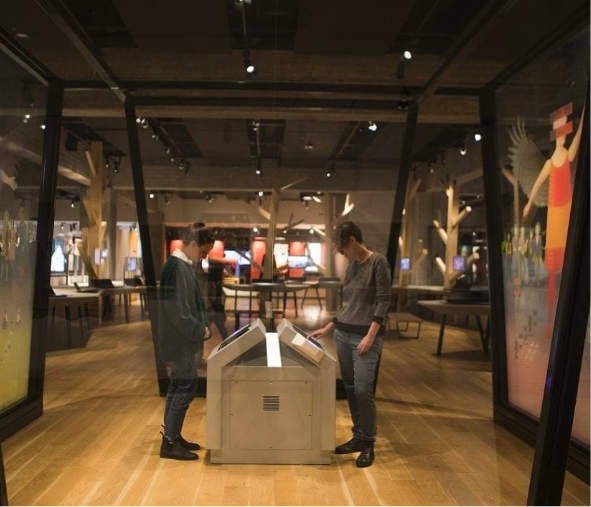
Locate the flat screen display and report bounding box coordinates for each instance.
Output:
[400,257,411,271]
[218,323,251,350]
[126,257,137,272]
[453,255,467,271]
[223,249,251,265]
[287,255,309,269]
[50,239,66,273]
[93,247,101,266]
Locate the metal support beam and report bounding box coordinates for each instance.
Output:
[386,102,418,278]
[479,88,508,407]
[30,80,63,397]
[124,98,168,396]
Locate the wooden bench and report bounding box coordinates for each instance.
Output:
[387,312,422,339]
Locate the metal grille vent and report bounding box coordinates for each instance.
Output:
[262,395,280,411]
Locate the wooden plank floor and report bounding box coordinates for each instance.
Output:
[3,299,589,505]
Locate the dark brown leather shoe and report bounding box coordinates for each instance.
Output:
[334,437,365,454]
[355,443,375,468]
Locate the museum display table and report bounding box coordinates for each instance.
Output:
[417,299,490,355]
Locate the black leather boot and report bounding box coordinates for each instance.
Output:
[179,435,201,451]
[355,442,375,468]
[334,437,365,454]
[162,425,200,451]
[160,435,199,461]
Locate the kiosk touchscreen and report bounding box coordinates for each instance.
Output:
[218,322,252,350]
[290,322,325,352]
[277,319,326,364]
[207,318,267,362]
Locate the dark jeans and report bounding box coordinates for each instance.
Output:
[335,329,383,443]
[163,354,198,442]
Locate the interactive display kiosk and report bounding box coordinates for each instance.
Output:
[206,318,336,464]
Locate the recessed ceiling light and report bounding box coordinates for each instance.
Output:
[15,32,29,39]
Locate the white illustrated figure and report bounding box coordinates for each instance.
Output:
[0,168,17,193]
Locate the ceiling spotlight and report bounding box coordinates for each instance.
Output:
[304,141,314,151]
[113,166,119,174]
[70,199,75,208]
[255,158,262,176]
[473,131,482,142]
[368,121,377,132]
[243,51,257,76]
[326,163,335,178]
[253,226,259,233]
[245,60,256,75]
[151,132,160,141]
[165,147,172,155]
[312,195,322,203]
[60,223,64,230]
[428,162,434,174]
[258,191,264,197]
[178,160,186,171]
[459,143,467,156]
[140,118,149,129]
[40,124,46,130]
[149,192,155,199]
[403,50,412,61]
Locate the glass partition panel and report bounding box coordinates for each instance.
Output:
[0,58,46,416]
[494,26,589,447]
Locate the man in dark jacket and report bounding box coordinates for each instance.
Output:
[158,225,214,460]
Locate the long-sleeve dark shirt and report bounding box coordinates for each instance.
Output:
[158,254,210,361]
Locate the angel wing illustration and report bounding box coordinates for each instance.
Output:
[507,116,548,207]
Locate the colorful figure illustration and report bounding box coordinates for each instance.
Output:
[511,103,585,336]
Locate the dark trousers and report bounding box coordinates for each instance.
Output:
[163,354,198,442]
[335,329,383,442]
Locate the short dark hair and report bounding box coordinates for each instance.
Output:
[183,225,215,246]
[332,221,363,253]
